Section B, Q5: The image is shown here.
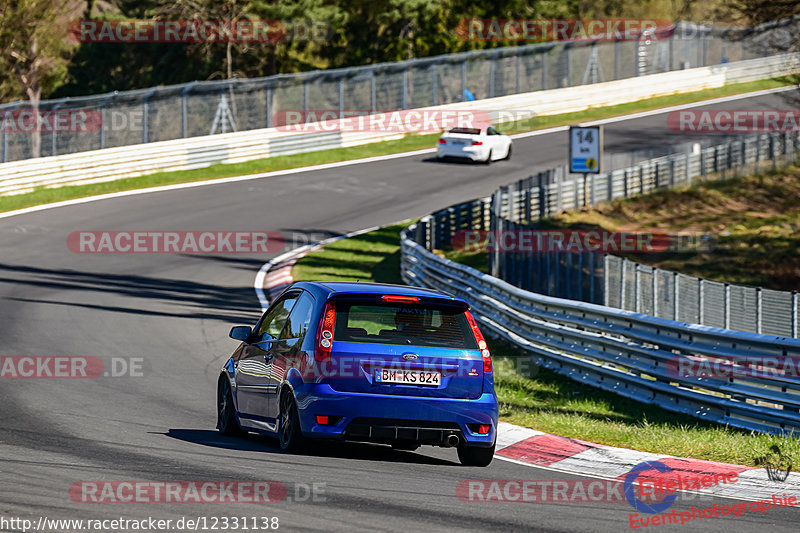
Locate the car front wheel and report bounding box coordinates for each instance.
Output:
[457,443,495,466]
[217,378,246,437]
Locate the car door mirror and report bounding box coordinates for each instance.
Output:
[229,326,252,341]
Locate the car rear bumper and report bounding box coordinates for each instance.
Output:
[437,146,485,161]
[294,383,498,447]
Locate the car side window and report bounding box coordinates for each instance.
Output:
[487,127,497,136]
[256,293,299,340]
[280,291,316,340]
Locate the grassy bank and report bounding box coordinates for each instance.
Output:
[1,77,791,215]
[291,223,800,466]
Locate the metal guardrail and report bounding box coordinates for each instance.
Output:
[401,226,800,435]
[420,130,800,338]
[1,21,797,162]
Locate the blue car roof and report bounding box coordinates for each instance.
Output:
[298,281,466,305]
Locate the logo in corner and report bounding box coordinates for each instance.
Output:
[624,460,677,514]
[402,353,419,361]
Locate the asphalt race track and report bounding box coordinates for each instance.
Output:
[1,90,799,532]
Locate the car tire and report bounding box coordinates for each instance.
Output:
[217,378,247,437]
[504,144,512,160]
[483,149,493,165]
[457,443,495,467]
[278,389,304,452]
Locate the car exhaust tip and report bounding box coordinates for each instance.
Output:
[446,435,460,447]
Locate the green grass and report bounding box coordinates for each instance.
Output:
[292,223,800,466]
[1,77,791,215]
[553,165,800,290]
[291,223,407,285]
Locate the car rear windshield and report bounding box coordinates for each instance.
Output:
[448,127,481,135]
[332,301,478,349]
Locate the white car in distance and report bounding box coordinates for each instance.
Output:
[436,126,512,164]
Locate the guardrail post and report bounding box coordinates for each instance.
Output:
[756,287,762,334]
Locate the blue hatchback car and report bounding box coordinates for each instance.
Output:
[217,281,499,466]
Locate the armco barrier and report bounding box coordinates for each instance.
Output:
[1,53,797,196]
[401,225,800,435]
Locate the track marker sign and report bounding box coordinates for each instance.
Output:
[569,125,603,173]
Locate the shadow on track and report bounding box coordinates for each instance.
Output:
[165,429,458,466]
[0,261,259,323]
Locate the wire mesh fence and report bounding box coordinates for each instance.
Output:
[487,130,800,336]
[1,22,795,162]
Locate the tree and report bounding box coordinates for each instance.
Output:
[0,0,77,157]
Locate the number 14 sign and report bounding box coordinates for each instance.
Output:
[569,126,603,174]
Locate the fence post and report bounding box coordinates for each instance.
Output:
[515,51,521,94]
[698,278,704,325]
[724,283,731,330]
[370,70,376,112]
[431,63,438,105]
[556,169,562,212]
[634,264,640,313]
[673,272,679,321]
[142,87,157,144]
[181,84,193,137]
[652,268,658,317]
[461,59,467,99]
[756,287,762,334]
[538,171,547,219]
[542,51,548,90]
[793,291,798,338]
[620,259,627,310]
[489,55,496,98]
[401,69,408,109]
[338,78,344,116]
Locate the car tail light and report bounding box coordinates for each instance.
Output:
[478,424,491,434]
[472,141,483,145]
[438,139,447,144]
[465,310,492,372]
[316,415,329,425]
[381,295,420,303]
[315,302,336,363]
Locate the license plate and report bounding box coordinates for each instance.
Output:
[451,140,467,145]
[375,368,441,386]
